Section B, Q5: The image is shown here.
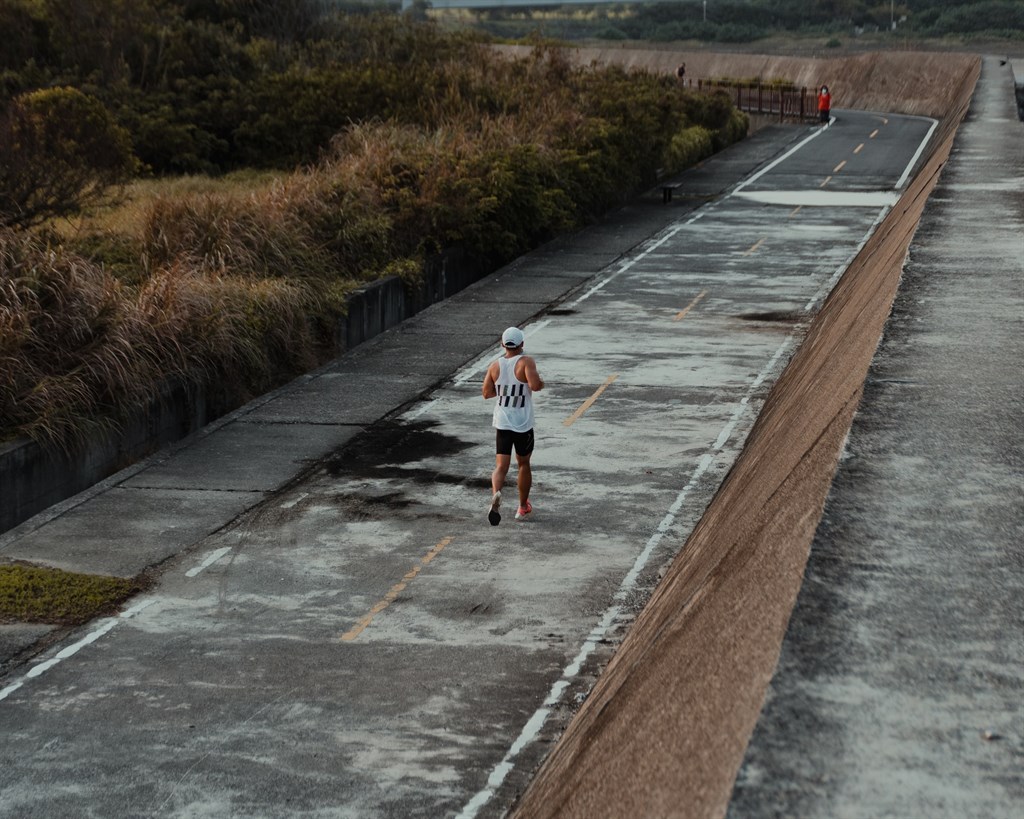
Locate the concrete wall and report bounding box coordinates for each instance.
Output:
[0,248,483,534]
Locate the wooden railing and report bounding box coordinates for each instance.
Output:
[688,79,820,122]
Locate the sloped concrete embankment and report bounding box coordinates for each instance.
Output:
[510,57,981,819]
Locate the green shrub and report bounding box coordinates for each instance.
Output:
[0,87,139,229]
[665,125,714,172]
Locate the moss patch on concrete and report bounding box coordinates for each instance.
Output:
[0,565,143,626]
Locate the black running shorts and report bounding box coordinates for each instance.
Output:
[495,428,534,457]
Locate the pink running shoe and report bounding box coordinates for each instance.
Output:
[515,500,533,521]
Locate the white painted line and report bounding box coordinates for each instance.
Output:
[185,546,233,578]
[0,681,24,701]
[736,190,900,208]
[0,599,156,703]
[733,125,829,194]
[565,255,645,308]
[565,207,710,310]
[894,116,938,190]
[456,329,797,819]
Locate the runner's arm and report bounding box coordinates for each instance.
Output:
[522,356,544,391]
[482,361,498,399]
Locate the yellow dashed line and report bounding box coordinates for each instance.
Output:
[833,160,847,173]
[854,143,865,154]
[820,176,832,188]
[674,289,707,321]
[743,237,766,256]
[870,129,879,139]
[789,205,803,218]
[341,536,453,642]
[564,374,619,428]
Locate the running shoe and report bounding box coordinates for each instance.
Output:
[515,500,532,521]
[488,491,501,526]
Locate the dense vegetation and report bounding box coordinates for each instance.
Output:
[0,2,747,448]
[461,0,1024,45]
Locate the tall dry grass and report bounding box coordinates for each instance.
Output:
[0,228,318,448]
[3,37,748,449]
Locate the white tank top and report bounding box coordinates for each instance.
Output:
[492,355,535,433]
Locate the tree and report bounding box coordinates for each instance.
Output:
[0,87,139,229]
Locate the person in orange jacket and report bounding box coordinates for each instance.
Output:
[818,85,832,125]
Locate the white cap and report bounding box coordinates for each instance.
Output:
[501,327,525,348]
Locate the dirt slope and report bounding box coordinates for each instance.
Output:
[495,46,977,119]
[508,51,981,819]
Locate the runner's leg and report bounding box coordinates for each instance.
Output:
[492,454,511,495]
[516,453,532,507]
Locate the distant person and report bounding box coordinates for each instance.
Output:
[676,62,686,83]
[482,326,545,525]
[818,85,832,125]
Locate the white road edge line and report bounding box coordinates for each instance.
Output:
[0,599,156,704]
[456,331,798,819]
[894,116,938,190]
[185,546,233,578]
[733,124,829,194]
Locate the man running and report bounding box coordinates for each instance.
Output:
[482,326,545,525]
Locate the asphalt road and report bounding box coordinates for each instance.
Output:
[1,110,942,817]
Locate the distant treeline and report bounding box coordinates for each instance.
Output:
[465,0,1024,44]
[0,0,487,175]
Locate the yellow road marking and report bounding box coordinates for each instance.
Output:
[789,205,803,218]
[820,175,832,188]
[743,237,766,256]
[674,289,707,321]
[341,536,453,642]
[564,374,619,427]
[833,160,847,173]
[854,143,865,154]
[870,129,879,139]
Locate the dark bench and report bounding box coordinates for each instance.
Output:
[661,183,681,204]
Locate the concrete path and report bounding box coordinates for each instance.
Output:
[0,106,953,818]
[729,56,1023,819]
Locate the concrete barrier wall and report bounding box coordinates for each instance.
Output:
[1,248,482,534]
[0,380,228,534]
